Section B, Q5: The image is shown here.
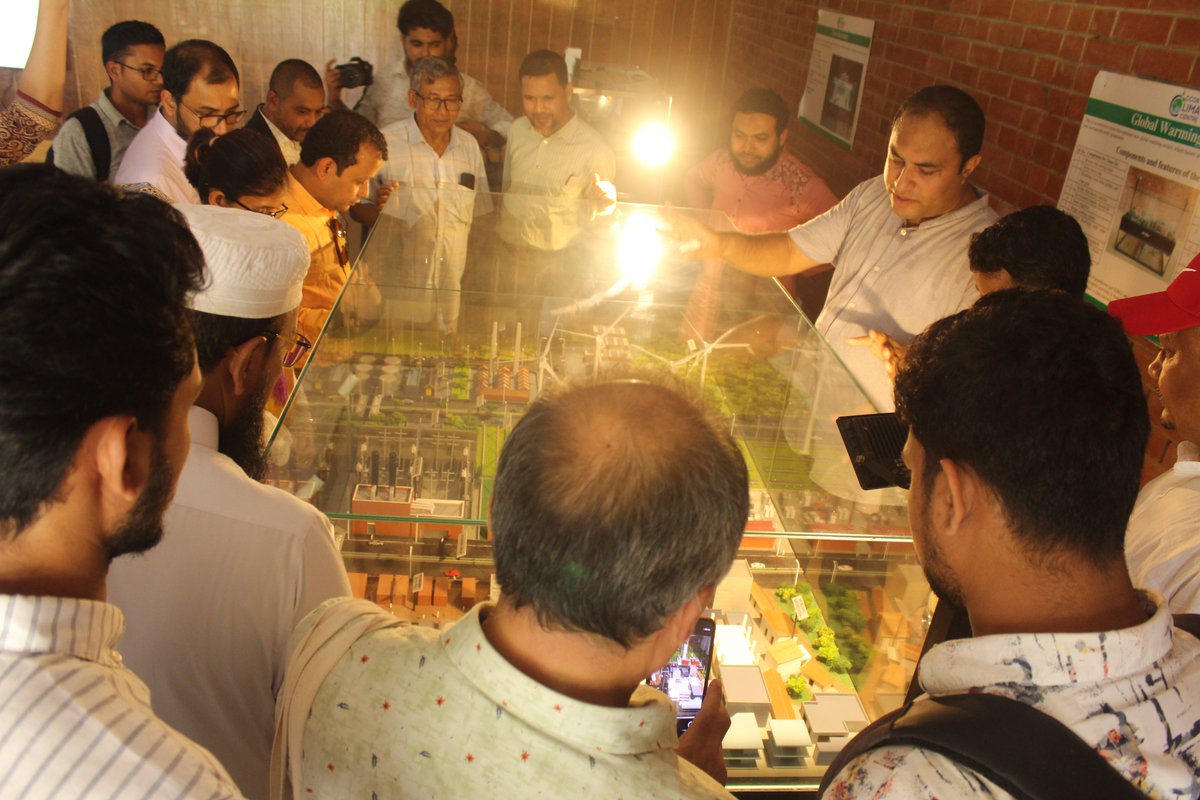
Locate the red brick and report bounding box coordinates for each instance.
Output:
[1046,3,1071,29]
[1133,47,1195,83]
[1010,0,1050,26]
[927,55,954,79]
[970,42,1003,70]
[961,17,991,40]
[1144,0,1199,10]
[1067,7,1092,32]
[990,21,1026,48]
[1089,9,1117,37]
[931,12,962,35]
[912,9,937,30]
[1045,173,1065,200]
[997,123,1022,151]
[1114,11,1174,45]
[1023,27,1064,55]
[1037,115,1062,141]
[1000,49,1037,76]
[1026,166,1051,194]
[1032,56,1057,83]
[1082,38,1136,72]
[980,0,1014,18]
[1060,35,1085,61]
[944,38,971,60]
[1172,17,1200,48]
[1010,78,1047,107]
[979,69,1013,97]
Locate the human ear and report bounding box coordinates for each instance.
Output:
[227,336,270,398]
[938,458,978,538]
[960,153,982,182]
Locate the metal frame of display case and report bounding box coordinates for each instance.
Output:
[266,190,931,794]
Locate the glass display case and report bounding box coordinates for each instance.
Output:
[266,190,931,794]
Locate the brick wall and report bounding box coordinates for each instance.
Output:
[723,0,1199,209]
[722,0,1197,483]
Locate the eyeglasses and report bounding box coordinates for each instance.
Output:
[264,331,313,368]
[180,102,247,129]
[113,61,162,82]
[412,92,463,112]
[235,199,288,219]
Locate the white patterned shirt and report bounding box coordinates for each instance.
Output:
[1126,441,1200,614]
[822,593,1200,799]
[296,602,733,799]
[788,176,995,411]
[0,594,242,799]
[113,109,200,205]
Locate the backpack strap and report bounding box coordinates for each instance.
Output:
[818,693,1145,800]
[47,106,110,180]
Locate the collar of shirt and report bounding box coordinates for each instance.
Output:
[919,591,1172,694]
[258,105,302,165]
[146,107,187,160]
[892,183,992,235]
[1174,441,1200,472]
[187,405,220,452]
[286,170,334,219]
[443,604,679,756]
[536,113,581,144]
[0,594,125,668]
[97,88,149,130]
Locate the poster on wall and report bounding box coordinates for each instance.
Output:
[1058,71,1200,305]
[798,10,875,148]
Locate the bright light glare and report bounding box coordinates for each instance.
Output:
[616,213,665,289]
[632,123,675,167]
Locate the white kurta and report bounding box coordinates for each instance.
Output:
[789,177,997,411]
[107,406,350,799]
[113,109,200,204]
[1126,440,1200,614]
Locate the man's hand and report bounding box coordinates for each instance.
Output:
[586,172,617,219]
[324,59,348,111]
[374,180,400,209]
[848,329,908,382]
[675,678,730,786]
[660,204,724,261]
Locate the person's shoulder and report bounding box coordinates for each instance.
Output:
[823,745,1010,799]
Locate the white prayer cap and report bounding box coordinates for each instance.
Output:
[176,204,310,319]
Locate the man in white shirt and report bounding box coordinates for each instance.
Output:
[115,39,244,204]
[375,56,491,332]
[822,289,1200,798]
[108,205,351,799]
[327,0,512,150]
[1110,254,1200,614]
[49,20,164,180]
[0,165,239,798]
[244,59,325,166]
[669,85,997,411]
[279,376,741,799]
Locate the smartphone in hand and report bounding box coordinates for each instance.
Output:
[646,617,717,736]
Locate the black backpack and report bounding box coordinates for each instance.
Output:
[47,106,111,181]
[816,614,1200,799]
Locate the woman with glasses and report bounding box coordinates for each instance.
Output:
[184,128,290,218]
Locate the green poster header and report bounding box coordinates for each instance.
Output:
[816,24,871,48]
[1086,97,1200,150]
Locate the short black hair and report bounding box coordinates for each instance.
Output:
[969,206,1091,298]
[894,84,985,165]
[894,290,1147,569]
[491,376,749,647]
[0,165,203,538]
[185,128,288,203]
[397,0,454,36]
[268,59,323,99]
[189,309,286,374]
[162,39,239,100]
[732,88,790,135]
[101,20,164,65]
[298,109,387,171]
[519,49,568,87]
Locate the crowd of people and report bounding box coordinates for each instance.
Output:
[1,0,1199,798]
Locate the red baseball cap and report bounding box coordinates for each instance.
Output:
[1109,252,1200,336]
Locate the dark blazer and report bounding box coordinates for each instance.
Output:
[244,106,273,139]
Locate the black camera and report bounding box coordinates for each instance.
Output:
[336,57,374,89]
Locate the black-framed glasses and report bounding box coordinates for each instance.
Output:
[265,331,313,368]
[113,61,162,82]
[180,102,247,129]
[235,199,288,219]
[412,91,463,112]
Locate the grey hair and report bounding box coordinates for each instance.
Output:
[409,56,461,94]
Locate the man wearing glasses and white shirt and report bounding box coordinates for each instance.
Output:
[116,39,244,204]
[108,204,351,799]
[374,56,490,333]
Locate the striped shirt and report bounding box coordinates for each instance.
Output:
[0,594,242,799]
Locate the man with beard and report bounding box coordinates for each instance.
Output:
[668,85,997,412]
[108,205,350,799]
[244,59,326,166]
[684,88,836,235]
[820,290,1200,798]
[0,166,239,796]
[116,39,244,204]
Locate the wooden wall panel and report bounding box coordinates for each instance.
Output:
[61,0,732,167]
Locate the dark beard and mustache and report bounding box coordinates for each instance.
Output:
[729,143,783,177]
[218,371,272,481]
[104,443,175,562]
